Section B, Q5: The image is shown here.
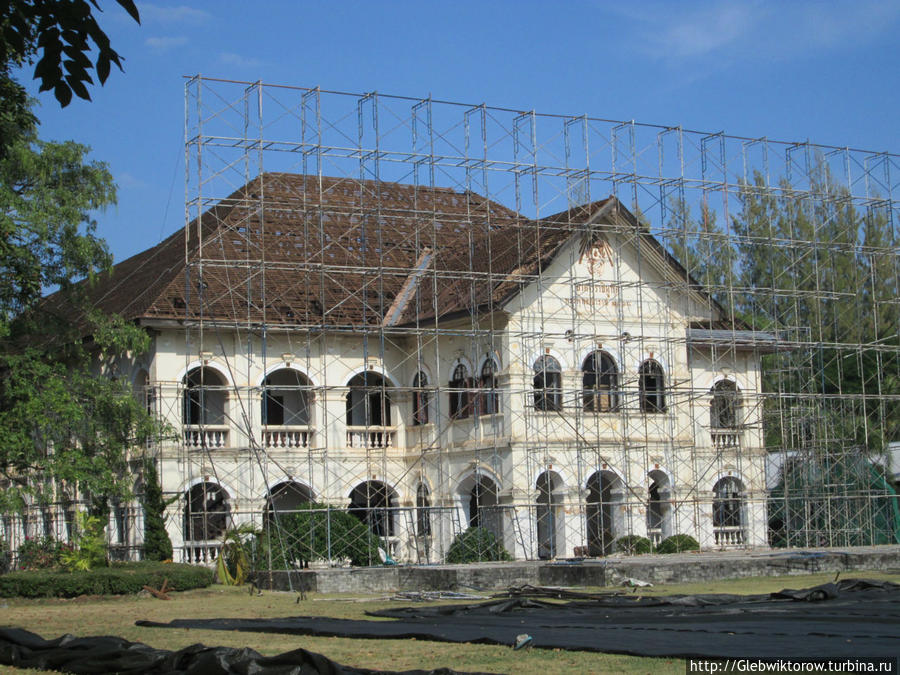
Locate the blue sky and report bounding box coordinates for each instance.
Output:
[19,0,900,263]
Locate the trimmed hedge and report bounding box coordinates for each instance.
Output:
[0,562,214,598]
[446,527,513,564]
[614,535,653,555]
[655,534,700,554]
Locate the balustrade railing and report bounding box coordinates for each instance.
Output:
[182,541,222,564]
[714,525,745,546]
[264,426,313,449]
[711,429,741,449]
[346,426,397,448]
[183,425,229,449]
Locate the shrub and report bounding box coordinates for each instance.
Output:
[446,527,512,564]
[655,534,700,554]
[141,459,174,562]
[15,537,64,570]
[614,535,653,555]
[256,504,381,568]
[0,562,214,598]
[0,537,10,574]
[60,513,108,571]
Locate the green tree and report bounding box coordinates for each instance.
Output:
[140,459,173,562]
[0,101,156,520]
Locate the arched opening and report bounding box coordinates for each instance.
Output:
[264,481,314,526]
[412,371,430,426]
[416,483,431,537]
[710,380,741,427]
[582,351,618,412]
[262,369,312,426]
[448,363,472,419]
[346,372,394,448]
[533,355,562,411]
[639,359,666,413]
[262,369,313,448]
[467,474,501,542]
[713,476,745,546]
[183,482,229,542]
[346,372,391,426]
[478,357,500,415]
[183,367,227,425]
[536,471,562,559]
[646,469,671,547]
[349,480,397,537]
[133,369,153,415]
[586,470,623,556]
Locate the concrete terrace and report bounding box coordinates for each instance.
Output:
[256,545,900,594]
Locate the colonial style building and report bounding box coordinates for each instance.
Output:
[74,173,772,563]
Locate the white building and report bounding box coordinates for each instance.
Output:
[88,173,773,563]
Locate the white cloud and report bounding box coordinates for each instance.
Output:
[140,4,211,24]
[607,0,900,63]
[145,35,188,51]
[218,52,265,69]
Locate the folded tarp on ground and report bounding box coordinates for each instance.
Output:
[0,627,477,674]
[136,579,900,659]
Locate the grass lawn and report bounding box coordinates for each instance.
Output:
[1,570,898,674]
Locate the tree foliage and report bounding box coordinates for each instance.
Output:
[0,97,157,517]
[1,0,140,107]
[667,161,898,454]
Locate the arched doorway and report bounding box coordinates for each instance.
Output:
[182,366,228,448]
[713,476,745,546]
[467,474,501,543]
[346,372,394,448]
[349,480,398,537]
[585,470,623,556]
[264,481,314,526]
[536,471,562,559]
[183,482,229,542]
[646,469,671,547]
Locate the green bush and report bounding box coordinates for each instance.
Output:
[0,562,214,598]
[60,513,108,571]
[614,535,653,555]
[256,504,381,568]
[0,537,10,574]
[655,534,700,554]
[446,527,512,564]
[15,537,65,570]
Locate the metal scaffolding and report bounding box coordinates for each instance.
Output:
[158,77,899,568]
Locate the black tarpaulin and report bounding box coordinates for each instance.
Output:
[0,627,479,674]
[135,579,900,659]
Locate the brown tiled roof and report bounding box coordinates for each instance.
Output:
[72,173,721,329]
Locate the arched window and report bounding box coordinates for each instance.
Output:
[416,483,431,537]
[710,380,741,428]
[533,355,562,411]
[346,372,391,426]
[262,369,312,427]
[583,351,618,412]
[713,477,743,530]
[182,367,226,426]
[479,357,499,415]
[349,480,397,537]
[183,482,229,541]
[412,371,429,426]
[639,359,666,413]
[448,363,471,419]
